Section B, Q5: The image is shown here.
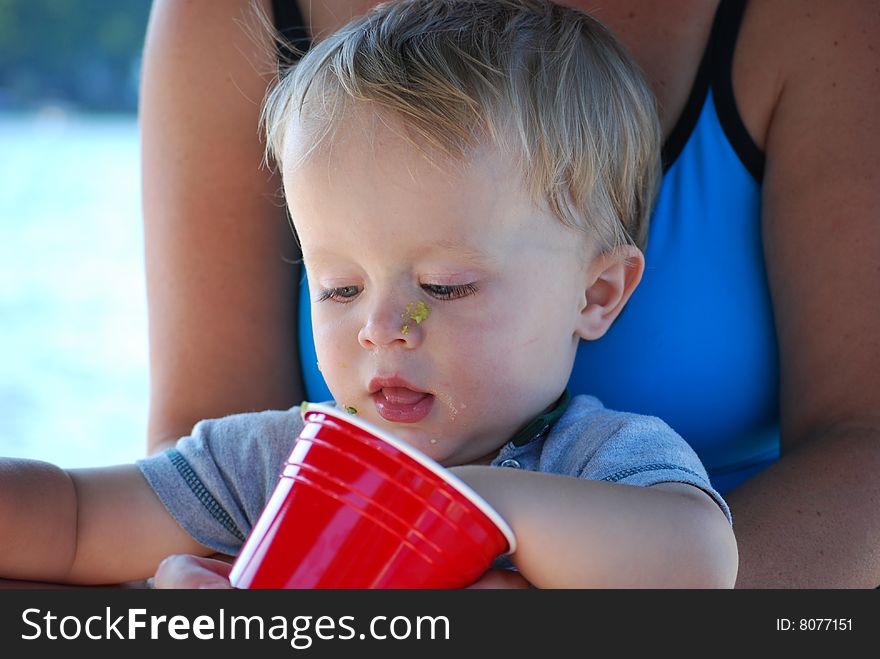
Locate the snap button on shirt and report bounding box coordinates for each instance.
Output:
[499,459,521,469]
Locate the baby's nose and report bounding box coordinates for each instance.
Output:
[358,299,428,350]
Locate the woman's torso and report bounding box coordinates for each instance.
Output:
[277,0,781,494]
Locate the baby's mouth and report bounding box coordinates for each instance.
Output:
[371,387,434,423]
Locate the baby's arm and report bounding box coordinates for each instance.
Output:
[451,466,737,588]
[0,458,208,585]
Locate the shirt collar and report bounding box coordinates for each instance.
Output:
[508,388,571,447]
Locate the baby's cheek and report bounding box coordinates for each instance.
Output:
[455,306,567,406]
[312,315,358,384]
[437,315,525,389]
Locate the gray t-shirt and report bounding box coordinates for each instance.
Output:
[137,395,731,556]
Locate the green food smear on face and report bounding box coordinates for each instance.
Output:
[345,406,358,415]
[400,300,431,335]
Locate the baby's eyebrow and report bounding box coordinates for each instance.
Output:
[304,240,496,269]
[419,239,496,267]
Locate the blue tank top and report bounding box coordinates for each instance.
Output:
[277,0,779,495]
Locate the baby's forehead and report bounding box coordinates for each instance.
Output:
[282,104,594,259]
[284,103,508,180]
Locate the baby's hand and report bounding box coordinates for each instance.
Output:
[152,555,531,589]
[152,553,233,589]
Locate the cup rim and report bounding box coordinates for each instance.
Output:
[302,402,517,554]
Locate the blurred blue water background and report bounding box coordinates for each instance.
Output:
[0,112,147,468]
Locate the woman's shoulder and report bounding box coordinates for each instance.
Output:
[733,0,877,154]
[142,0,279,121]
[292,0,380,42]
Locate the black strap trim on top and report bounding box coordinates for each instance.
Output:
[710,0,765,182]
[660,3,720,172]
[270,0,312,64]
[509,389,572,447]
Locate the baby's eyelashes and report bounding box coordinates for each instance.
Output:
[315,282,479,304]
[316,285,361,303]
[420,282,479,300]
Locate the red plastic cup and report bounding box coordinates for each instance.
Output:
[229,402,516,589]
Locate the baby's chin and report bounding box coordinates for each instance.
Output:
[365,420,471,466]
[375,423,444,456]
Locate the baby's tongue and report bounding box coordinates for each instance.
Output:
[381,387,428,404]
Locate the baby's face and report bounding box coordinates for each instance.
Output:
[284,110,595,466]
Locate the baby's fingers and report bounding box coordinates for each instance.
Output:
[152,554,233,589]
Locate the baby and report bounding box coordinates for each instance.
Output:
[0,0,736,588]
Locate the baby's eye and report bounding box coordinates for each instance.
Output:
[317,285,361,303]
[420,283,478,300]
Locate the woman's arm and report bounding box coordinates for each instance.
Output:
[452,467,738,588]
[0,459,207,584]
[140,0,302,453]
[728,0,880,588]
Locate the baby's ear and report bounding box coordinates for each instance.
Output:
[575,246,644,341]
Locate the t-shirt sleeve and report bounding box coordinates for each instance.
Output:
[542,398,731,524]
[136,407,305,555]
[585,415,732,521]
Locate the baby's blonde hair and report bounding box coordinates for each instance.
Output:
[262,0,661,250]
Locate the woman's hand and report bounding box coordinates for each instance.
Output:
[466,568,532,589]
[152,554,234,589]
